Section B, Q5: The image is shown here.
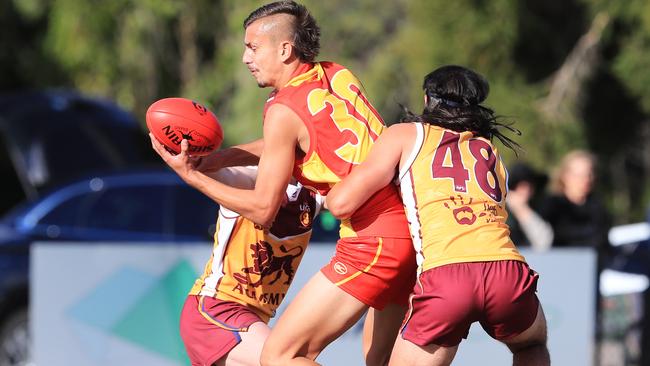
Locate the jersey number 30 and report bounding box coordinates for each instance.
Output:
[431,130,502,202]
[307,69,383,164]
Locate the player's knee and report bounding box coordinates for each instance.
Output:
[505,325,548,355]
[259,355,286,366]
[259,347,286,366]
[504,305,548,352]
[507,336,548,354]
[259,353,277,366]
[365,348,391,366]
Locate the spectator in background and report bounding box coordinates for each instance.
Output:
[539,149,612,353]
[539,150,611,250]
[506,163,553,252]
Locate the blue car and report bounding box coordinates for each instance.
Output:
[0,90,157,212]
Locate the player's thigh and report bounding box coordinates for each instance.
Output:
[261,271,368,361]
[388,335,457,366]
[216,322,271,366]
[363,303,408,365]
[501,303,548,352]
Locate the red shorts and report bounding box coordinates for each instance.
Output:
[179,295,263,366]
[321,236,416,309]
[401,260,539,347]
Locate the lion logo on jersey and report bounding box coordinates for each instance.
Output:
[233,241,303,287]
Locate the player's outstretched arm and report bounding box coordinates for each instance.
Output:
[193,138,264,173]
[206,166,258,190]
[327,124,409,219]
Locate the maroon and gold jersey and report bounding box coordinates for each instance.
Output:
[264,62,409,239]
[189,183,321,322]
[398,124,525,273]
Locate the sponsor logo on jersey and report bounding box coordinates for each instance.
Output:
[300,211,311,228]
[230,284,286,306]
[333,261,348,275]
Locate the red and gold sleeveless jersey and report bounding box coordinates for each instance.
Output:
[398,123,525,273]
[189,184,321,322]
[264,62,409,239]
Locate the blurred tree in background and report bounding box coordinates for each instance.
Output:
[1,0,649,222]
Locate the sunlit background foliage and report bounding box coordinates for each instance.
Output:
[2,0,650,222]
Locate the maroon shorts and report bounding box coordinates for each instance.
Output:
[321,236,417,309]
[401,260,540,347]
[179,295,263,366]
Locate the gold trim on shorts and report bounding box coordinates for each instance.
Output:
[334,237,383,286]
[197,296,250,332]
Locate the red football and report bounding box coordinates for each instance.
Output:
[146,97,223,156]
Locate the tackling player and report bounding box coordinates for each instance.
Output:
[150,1,416,365]
[327,65,551,366]
[180,166,322,366]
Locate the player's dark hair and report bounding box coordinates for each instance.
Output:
[401,65,521,153]
[244,1,321,63]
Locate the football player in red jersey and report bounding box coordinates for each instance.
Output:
[150,1,416,365]
[327,65,550,366]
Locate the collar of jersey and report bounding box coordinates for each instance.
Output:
[284,62,323,87]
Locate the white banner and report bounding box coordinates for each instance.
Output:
[32,243,594,365]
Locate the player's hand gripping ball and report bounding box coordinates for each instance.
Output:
[146,98,223,156]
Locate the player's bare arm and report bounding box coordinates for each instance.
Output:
[205,166,258,190]
[150,103,302,227]
[194,138,264,173]
[327,123,414,219]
